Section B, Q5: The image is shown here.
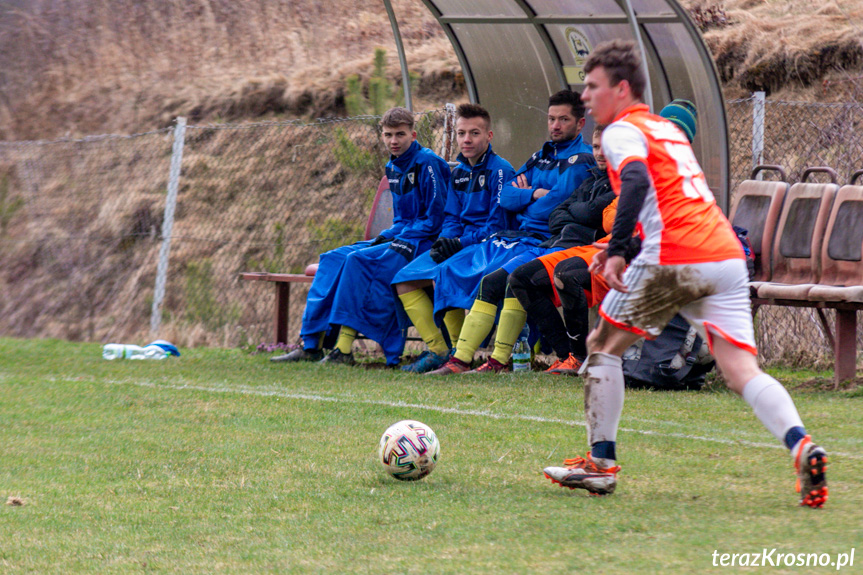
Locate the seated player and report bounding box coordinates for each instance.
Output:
[463,124,615,374]
[271,107,450,366]
[391,103,515,373]
[512,100,698,376]
[542,40,827,508]
[426,90,596,375]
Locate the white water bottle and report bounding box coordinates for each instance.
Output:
[102,343,171,360]
[511,327,531,373]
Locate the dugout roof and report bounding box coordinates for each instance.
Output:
[385,0,730,210]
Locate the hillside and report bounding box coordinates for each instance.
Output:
[1,0,862,140]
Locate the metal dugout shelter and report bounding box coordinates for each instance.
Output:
[383,0,730,210]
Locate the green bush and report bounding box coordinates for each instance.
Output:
[306,217,363,253]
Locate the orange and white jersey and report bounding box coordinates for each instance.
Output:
[603,104,743,265]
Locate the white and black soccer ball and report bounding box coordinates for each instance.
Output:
[378,420,440,481]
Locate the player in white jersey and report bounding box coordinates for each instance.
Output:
[542,40,827,508]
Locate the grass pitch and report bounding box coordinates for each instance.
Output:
[1,337,861,574]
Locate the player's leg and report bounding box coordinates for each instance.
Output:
[508,258,570,366]
[395,279,451,373]
[272,242,364,362]
[543,317,639,494]
[545,260,681,495]
[442,309,465,344]
[681,259,827,507]
[549,257,592,373]
[428,268,508,375]
[469,283,525,373]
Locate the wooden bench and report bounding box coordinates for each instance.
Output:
[731,166,863,384]
[241,175,393,344]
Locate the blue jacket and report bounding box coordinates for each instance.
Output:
[440,146,515,247]
[500,133,595,238]
[380,141,451,243]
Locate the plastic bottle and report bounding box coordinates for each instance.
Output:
[511,326,531,373]
[102,340,180,360]
[103,344,166,360]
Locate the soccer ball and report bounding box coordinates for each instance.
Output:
[378,420,440,481]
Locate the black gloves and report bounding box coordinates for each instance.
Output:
[370,235,392,246]
[430,237,462,263]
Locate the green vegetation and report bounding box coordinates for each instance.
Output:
[182,259,241,329]
[332,126,381,175]
[305,217,364,253]
[1,337,861,574]
[344,48,419,117]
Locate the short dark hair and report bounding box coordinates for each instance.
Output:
[584,40,646,100]
[456,103,491,129]
[381,107,415,130]
[592,124,606,137]
[548,89,586,120]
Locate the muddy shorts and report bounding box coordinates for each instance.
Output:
[598,258,757,354]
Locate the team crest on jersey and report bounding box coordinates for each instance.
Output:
[478,174,486,188]
[407,172,415,185]
[568,155,577,164]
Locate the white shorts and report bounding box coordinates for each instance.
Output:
[599,258,757,354]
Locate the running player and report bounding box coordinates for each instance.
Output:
[542,40,828,508]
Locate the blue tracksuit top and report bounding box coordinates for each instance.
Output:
[440,145,515,247]
[380,140,451,242]
[499,133,595,238]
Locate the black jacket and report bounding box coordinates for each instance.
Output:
[541,166,615,249]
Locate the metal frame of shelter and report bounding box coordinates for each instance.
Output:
[382,0,730,210]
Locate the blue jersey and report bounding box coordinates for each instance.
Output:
[380,140,451,243]
[440,146,515,247]
[500,134,595,238]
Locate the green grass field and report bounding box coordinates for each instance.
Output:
[1,337,861,574]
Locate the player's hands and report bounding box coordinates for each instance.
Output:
[370,235,392,246]
[589,243,629,293]
[531,188,550,200]
[603,255,628,293]
[430,237,462,263]
[588,242,609,273]
[513,174,530,189]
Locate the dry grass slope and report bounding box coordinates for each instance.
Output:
[0,0,461,140]
[3,0,863,140]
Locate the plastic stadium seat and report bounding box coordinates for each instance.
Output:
[728,165,789,283]
[756,167,838,300]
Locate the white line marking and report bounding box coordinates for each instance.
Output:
[108,379,863,459]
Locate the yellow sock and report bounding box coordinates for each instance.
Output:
[336,326,357,354]
[399,290,449,356]
[443,309,465,344]
[491,298,527,364]
[454,300,498,364]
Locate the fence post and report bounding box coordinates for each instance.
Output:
[150,116,187,335]
[442,103,456,162]
[752,91,765,178]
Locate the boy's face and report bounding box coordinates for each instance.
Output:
[456,116,492,164]
[582,66,620,126]
[381,124,416,157]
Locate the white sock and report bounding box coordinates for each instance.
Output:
[741,373,804,445]
[582,352,624,455]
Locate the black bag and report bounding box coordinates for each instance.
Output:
[622,314,715,390]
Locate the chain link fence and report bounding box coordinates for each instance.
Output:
[0,99,860,370]
[726,96,863,370]
[0,109,451,348]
